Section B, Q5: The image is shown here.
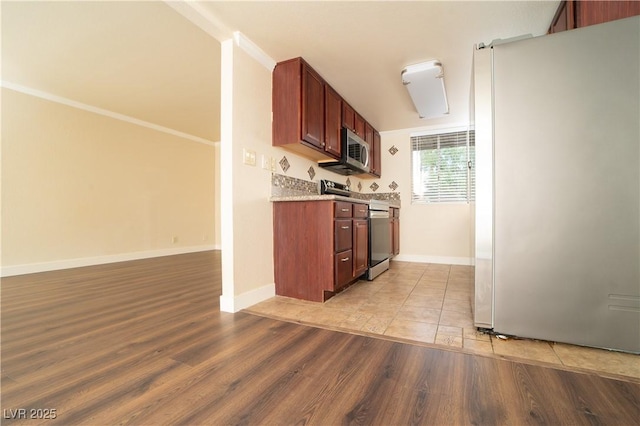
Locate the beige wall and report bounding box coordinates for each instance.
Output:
[1,88,216,274]
[381,128,475,264]
[219,39,273,310]
[213,143,221,248]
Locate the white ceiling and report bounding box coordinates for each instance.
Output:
[1,1,221,141]
[1,1,560,140]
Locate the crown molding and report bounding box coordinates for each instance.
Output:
[1,81,218,146]
[164,0,233,41]
[233,31,276,71]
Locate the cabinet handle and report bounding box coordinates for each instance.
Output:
[341,226,350,229]
[341,257,350,262]
[341,208,350,212]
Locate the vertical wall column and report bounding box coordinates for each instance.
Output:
[218,35,277,313]
[219,39,236,312]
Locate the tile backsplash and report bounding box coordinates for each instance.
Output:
[271,173,400,202]
[271,173,319,197]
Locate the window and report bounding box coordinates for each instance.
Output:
[411,128,475,203]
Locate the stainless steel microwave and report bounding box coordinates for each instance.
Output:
[318,128,370,175]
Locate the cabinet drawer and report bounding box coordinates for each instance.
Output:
[334,250,353,290]
[353,203,368,218]
[335,202,352,218]
[335,219,352,252]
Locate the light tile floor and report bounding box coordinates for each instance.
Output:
[246,261,639,381]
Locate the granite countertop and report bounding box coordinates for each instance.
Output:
[270,194,401,208]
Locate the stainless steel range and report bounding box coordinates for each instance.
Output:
[319,180,390,281]
[367,199,390,280]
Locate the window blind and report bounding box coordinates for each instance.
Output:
[411,129,475,203]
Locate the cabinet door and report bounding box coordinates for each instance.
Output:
[364,122,373,144]
[325,85,342,159]
[549,0,574,33]
[335,250,354,290]
[335,219,352,252]
[392,217,400,256]
[371,130,381,177]
[354,113,365,139]
[576,0,640,28]
[301,64,325,149]
[342,102,355,132]
[548,0,640,33]
[353,219,369,277]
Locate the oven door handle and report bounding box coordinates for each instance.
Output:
[369,211,390,219]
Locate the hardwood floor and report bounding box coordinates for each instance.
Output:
[2,251,639,425]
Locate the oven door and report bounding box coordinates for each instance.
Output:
[368,210,390,280]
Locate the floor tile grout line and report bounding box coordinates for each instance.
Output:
[435,265,452,345]
[378,265,423,338]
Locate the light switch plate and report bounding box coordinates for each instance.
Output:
[262,155,276,171]
[243,148,256,166]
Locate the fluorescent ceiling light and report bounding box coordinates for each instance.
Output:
[402,60,449,119]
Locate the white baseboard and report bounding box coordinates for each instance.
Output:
[219,283,275,313]
[393,254,475,266]
[1,245,218,277]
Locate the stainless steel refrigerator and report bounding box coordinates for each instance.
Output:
[474,16,639,353]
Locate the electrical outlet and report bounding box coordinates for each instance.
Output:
[243,148,256,166]
[171,236,178,244]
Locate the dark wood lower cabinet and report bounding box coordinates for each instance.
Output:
[273,200,368,302]
[390,208,400,258]
[334,250,353,290]
[353,219,368,277]
[334,219,352,252]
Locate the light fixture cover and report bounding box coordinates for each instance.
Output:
[401,60,449,119]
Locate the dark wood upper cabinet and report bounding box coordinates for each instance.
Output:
[549,0,639,33]
[342,102,355,132]
[364,122,380,178]
[273,57,383,176]
[273,57,331,160]
[577,0,640,27]
[324,85,342,158]
[371,130,382,178]
[364,122,373,144]
[301,63,325,149]
[549,0,574,33]
[354,113,365,139]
